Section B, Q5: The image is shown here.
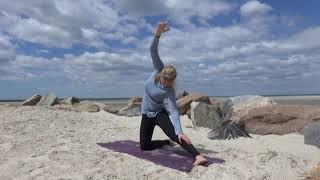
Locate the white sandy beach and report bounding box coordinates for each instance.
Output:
[0,105,319,180]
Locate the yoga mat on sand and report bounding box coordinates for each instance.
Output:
[97,140,225,172]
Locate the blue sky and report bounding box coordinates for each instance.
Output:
[0,0,320,99]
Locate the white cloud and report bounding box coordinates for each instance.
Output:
[166,0,235,26]
[0,33,15,65]
[63,51,151,86]
[0,0,319,96]
[81,28,103,47]
[286,26,320,50]
[12,17,73,48]
[0,0,142,48]
[113,0,235,26]
[240,0,272,17]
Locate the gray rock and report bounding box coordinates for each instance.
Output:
[177,93,211,115]
[61,96,80,105]
[36,93,59,106]
[104,106,119,114]
[116,96,142,116]
[302,121,320,149]
[93,102,118,114]
[117,106,141,117]
[21,94,42,106]
[74,100,99,112]
[187,100,222,119]
[119,96,142,112]
[190,101,222,129]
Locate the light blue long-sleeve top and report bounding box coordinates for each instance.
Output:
[141,36,183,135]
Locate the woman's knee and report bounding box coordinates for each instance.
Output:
[140,142,152,150]
[139,136,151,150]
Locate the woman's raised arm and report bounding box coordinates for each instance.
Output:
[150,21,170,72]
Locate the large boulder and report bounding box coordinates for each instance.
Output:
[209,97,221,107]
[190,102,222,129]
[61,96,80,105]
[220,95,277,123]
[119,96,142,112]
[186,109,192,119]
[302,121,320,149]
[241,105,320,135]
[21,94,42,106]
[176,90,189,100]
[207,95,276,140]
[117,96,142,116]
[36,93,59,106]
[187,99,222,119]
[177,93,211,115]
[74,100,99,112]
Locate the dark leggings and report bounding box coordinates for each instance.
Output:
[139,109,200,158]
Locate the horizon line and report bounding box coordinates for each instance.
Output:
[1,93,320,102]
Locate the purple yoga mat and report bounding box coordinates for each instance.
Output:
[97,140,225,172]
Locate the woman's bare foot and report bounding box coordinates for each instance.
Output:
[193,155,208,166]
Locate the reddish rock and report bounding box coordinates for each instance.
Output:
[176,93,211,115]
[176,90,189,100]
[240,105,320,135]
[304,162,320,180]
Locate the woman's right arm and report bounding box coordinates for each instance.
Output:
[150,21,169,72]
[150,36,164,72]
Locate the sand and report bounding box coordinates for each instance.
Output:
[0,105,319,180]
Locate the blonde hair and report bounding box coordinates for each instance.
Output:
[155,65,177,88]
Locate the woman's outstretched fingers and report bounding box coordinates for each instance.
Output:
[156,20,170,35]
[164,20,170,32]
[178,134,193,144]
[185,136,192,144]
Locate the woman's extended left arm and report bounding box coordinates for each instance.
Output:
[168,90,193,144]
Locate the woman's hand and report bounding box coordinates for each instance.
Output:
[155,20,170,37]
[178,133,193,144]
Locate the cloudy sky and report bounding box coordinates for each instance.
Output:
[0,0,319,99]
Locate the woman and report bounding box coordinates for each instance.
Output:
[140,20,208,166]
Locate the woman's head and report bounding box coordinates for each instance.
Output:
[155,65,177,88]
